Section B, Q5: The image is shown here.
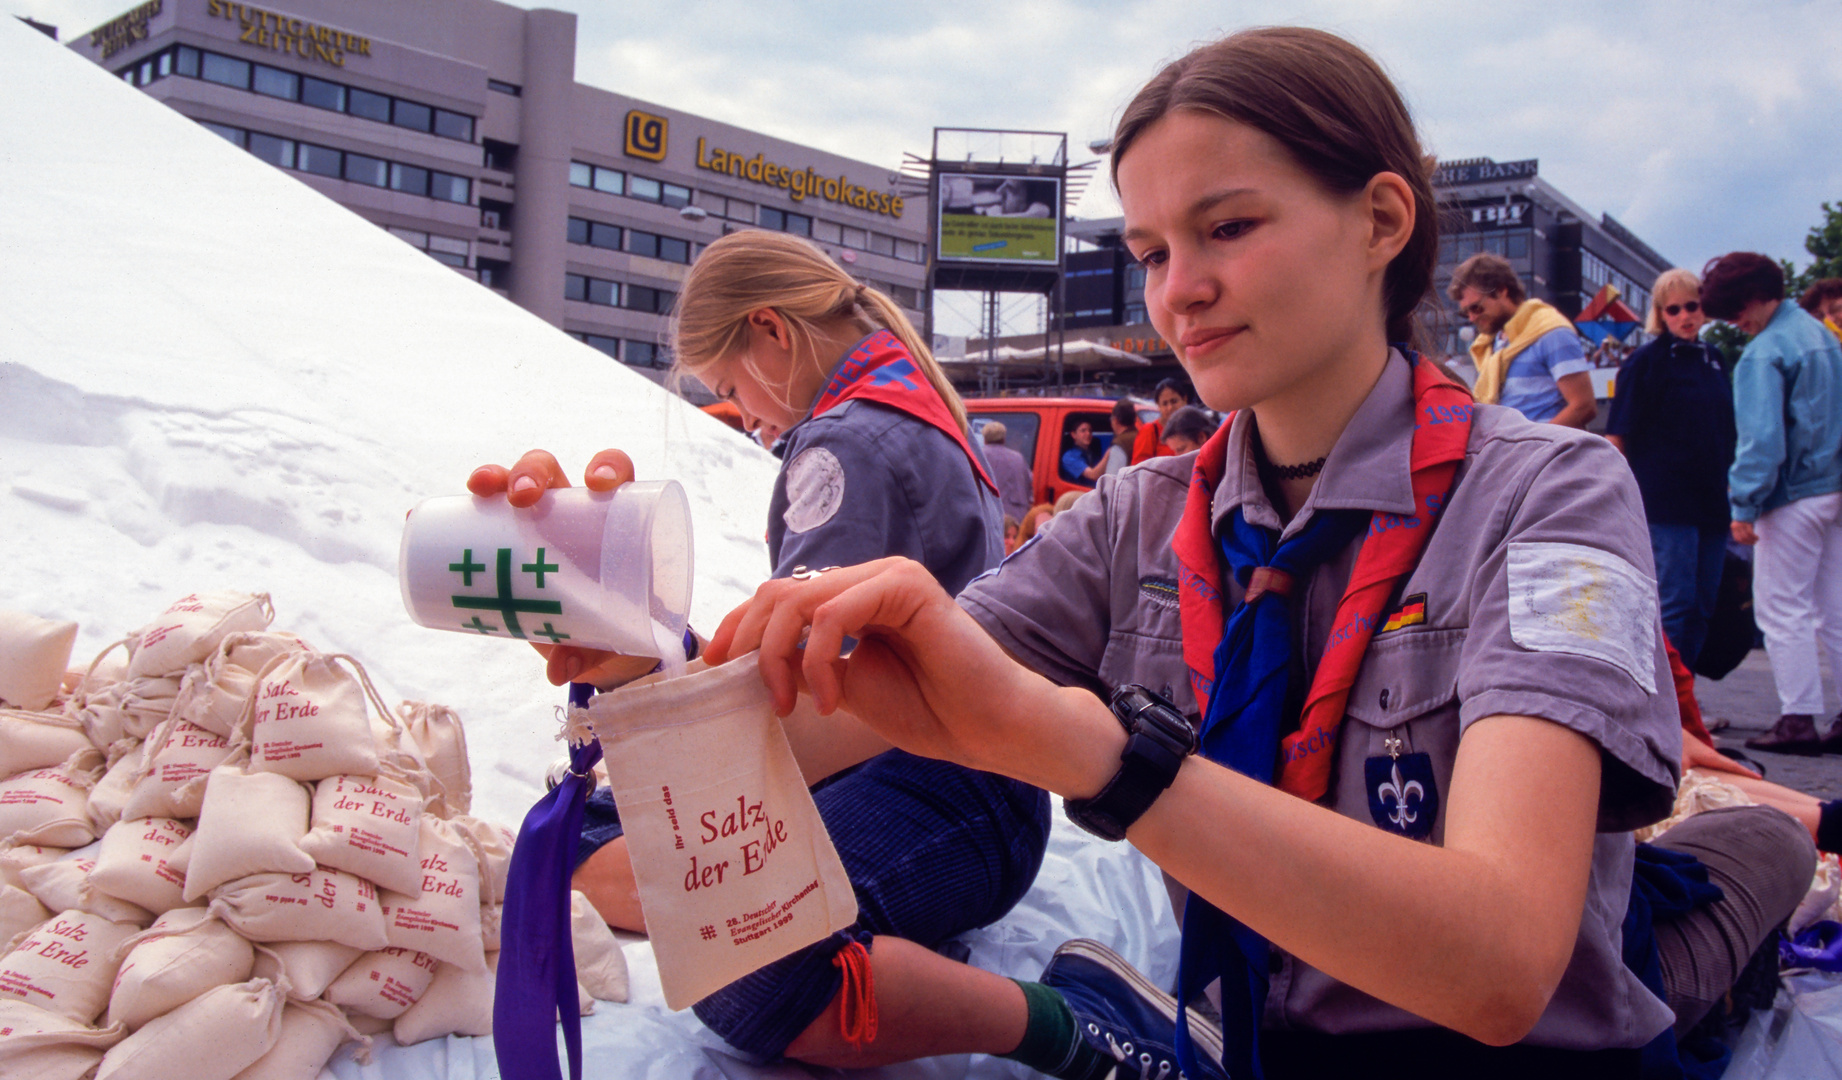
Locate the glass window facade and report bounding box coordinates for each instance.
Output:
[140,45,476,142]
[198,120,469,205]
[247,132,295,168]
[252,64,297,100]
[344,153,388,187]
[200,52,250,89]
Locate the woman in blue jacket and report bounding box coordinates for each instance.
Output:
[1701,252,1842,753]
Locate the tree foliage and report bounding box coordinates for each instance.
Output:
[1786,200,1842,298]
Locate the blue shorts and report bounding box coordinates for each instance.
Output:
[577,750,1050,1060]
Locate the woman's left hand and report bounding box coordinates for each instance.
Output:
[704,558,1118,794]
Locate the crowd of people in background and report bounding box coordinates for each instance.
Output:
[1450,247,1842,777]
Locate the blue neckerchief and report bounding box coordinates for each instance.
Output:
[1175,505,1368,1080]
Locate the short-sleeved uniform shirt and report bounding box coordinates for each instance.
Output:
[1603,334,1735,529]
[1496,325,1590,423]
[770,396,1003,594]
[959,354,1681,1049]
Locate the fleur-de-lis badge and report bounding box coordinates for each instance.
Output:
[1365,748,1439,840]
[1376,761,1424,829]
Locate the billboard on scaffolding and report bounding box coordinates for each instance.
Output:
[934,172,1062,266]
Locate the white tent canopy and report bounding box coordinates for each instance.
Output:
[0,17,781,824]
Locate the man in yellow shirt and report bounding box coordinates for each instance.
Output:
[1449,254,1598,427]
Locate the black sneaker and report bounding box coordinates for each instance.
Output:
[1040,938,1228,1079]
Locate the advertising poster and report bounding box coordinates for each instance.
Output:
[936,172,1060,265]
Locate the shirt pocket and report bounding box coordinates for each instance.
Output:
[1096,589,1195,718]
[1331,627,1465,844]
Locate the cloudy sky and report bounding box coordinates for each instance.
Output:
[28,0,1842,333]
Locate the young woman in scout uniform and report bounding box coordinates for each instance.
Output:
[702,27,1813,1080]
[469,230,1051,1066]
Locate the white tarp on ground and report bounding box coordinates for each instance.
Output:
[0,17,1179,1079]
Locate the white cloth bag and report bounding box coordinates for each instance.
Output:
[0,750,104,849]
[393,950,497,1045]
[243,651,386,783]
[396,701,472,818]
[232,998,364,1080]
[249,940,363,1002]
[0,909,140,1023]
[208,868,388,951]
[0,711,91,778]
[322,946,438,1019]
[18,858,152,927]
[581,656,857,1010]
[182,762,314,902]
[0,612,80,712]
[127,592,274,680]
[297,773,425,896]
[0,1001,128,1080]
[94,976,286,1080]
[377,816,486,972]
[106,908,255,1029]
[89,816,193,914]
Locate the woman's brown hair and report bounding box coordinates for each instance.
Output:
[1110,27,1439,349]
[670,230,968,430]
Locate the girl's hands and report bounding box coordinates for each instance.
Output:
[704,558,1111,792]
[467,448,635,507]
[464,449,658,688]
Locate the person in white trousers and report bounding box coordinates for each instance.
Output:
[1701,252,1842,754]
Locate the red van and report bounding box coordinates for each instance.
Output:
[964,397,1156,508]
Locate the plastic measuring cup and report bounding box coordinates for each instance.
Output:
[399,482,693,659]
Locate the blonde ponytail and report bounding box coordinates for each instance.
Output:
[670,230,969,431]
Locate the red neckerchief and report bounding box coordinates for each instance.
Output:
[1172,356,1474,802]
[810,329,997,494]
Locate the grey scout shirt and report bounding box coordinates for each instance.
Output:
[769,396,1004,596]
[959,353,1681,1049]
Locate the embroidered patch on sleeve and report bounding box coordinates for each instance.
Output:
[1380,593,1427,633]
[782,447,846,534]
[1507,541,1657,691]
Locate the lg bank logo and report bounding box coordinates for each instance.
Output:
[625,110,668,162]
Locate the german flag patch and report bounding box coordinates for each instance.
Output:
[1381,594,1427,633]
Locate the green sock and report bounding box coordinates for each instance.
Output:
[1000,979,1112,1079]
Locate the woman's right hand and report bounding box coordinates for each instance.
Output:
[703,558,1124,797]
[464,448,659,688]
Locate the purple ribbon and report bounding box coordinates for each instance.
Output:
[494,683,602,1080]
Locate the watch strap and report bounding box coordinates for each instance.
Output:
[1065,727,1189,842]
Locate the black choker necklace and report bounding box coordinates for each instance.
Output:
[1250,427,1327,480]
[1264,455,1328,480]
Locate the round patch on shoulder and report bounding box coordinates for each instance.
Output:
[783,447,846,534]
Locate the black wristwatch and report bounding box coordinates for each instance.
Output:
[1063,685,1198,841]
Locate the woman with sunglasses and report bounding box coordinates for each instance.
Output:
[1605,270,1736,670]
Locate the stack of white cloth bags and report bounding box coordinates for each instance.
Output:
[0,593,629,1080]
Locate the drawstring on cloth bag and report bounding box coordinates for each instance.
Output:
[832,939,878,1049]
[495,682,600,1080]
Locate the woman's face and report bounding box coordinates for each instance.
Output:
[1072,421,1093,448]
[1116,111,1401,414]
[1164,432,1201,454]
[1156,387,1185,421]
[1659,287,1706,341]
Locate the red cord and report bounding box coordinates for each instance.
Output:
[832,939,878,1048]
